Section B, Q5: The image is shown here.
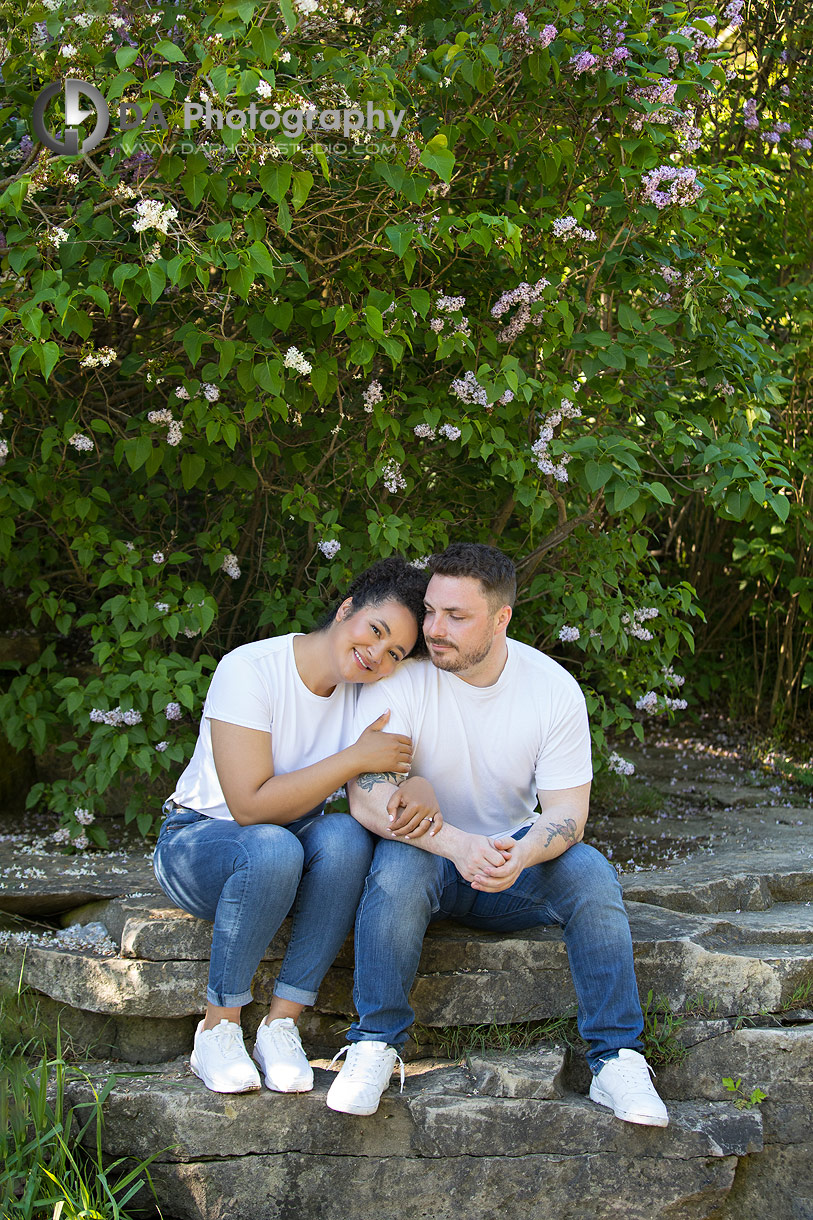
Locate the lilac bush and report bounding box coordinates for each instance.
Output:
[0,0,797,837]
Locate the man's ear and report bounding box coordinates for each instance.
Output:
[495,604,512,634]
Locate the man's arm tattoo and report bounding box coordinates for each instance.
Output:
[356,771,405,791]
[542,817,580,849]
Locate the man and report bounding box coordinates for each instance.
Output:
[325,542,667,1127]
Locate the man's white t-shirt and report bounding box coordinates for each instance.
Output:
[171,634,358,821]
[353,638,593,839]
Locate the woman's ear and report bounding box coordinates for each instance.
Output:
[336,596,354,622]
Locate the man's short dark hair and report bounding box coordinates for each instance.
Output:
[428,543,516,612]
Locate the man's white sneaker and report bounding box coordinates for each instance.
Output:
[325,1041,404,1116]
[190,1019,261,1094]
[589,1048,669,1127]
[253,1017,314,1093]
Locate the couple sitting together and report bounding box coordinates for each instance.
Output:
[153,542,668,1128]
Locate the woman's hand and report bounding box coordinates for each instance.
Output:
[387,776,443,839]
[351,709,413,776]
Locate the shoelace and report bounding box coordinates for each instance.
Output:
[265,1022,305,1054]
[209,1022,247,1061]
[611,1056,657,1087]
[328,1044,406,1093]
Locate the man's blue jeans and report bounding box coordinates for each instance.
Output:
[347,830,644,1071]
[153,803,374,1009]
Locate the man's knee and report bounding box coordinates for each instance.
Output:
[368,838,444,902]
[550,842,622,899]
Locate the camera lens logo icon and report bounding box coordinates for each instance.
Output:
[32,79,109,155]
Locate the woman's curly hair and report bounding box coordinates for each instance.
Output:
[317,556,429,657]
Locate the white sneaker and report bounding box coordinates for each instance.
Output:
[589,1048,669,1127]
[325,1041,404,1116]
[253,1017,314,1093]
[190,1019,261,1094]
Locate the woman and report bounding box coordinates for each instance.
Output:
[153,557,430,1095]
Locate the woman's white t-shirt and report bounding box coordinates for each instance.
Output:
[353,637,593,839]
[170,634,358,821]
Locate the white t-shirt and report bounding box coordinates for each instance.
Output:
[353,637,593,838]
[171,634,358,821]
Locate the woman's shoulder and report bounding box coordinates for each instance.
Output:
[213,635,295,678]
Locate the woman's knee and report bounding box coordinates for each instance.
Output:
[242,823,305,881]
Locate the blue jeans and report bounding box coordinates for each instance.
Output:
[153,802,374,1009]
[348,831,644,1071]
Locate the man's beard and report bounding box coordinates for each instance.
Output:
[425,633,493,673]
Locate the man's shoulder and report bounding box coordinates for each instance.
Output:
[358,656,432,701]
[507,638,586,700]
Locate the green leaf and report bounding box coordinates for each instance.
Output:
[39,342,61,382]
[647,481,673,505]
[385,223,415,258]
[145,264,166,304]
[291,170,314,211]
[419,134,455,183]
[155,39,186,62]
[280,0,297,29]
[584,461,614,493]
[116,46,140,69]
[181,454,206,490]
[260,163,292,203]
[770,494,790,522]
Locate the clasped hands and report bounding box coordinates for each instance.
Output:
[386,776,526,893]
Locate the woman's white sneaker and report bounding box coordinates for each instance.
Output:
[325,1041,404,1116]
[253,1017,314,1092]
[589,1048,669,1127]
[190,1019,262,1093]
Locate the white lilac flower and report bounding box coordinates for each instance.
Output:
[165,701,183,720]
[222,553,241,579]
[278,49,292,63]
[559,625,580,642]
[46,227,70,248]
[256,79,274,99]
[283,346,312,375]
[202,383,220,402]
[318,539,341,559]
[148,408,173,425]
[73,833,90,850]
[174,386,190,400]
[122,709,142,725]
[662,666,685,688]
[74,807,94,825]
[635,690,659,713]
[411,556,431,569]
[167,420,184,446]
[607,751,635,776]
[414,423,436,439]
[498,390,514,406]
[381,458,406,494]
[450,370,489,407]
[132,199,178,235]
[183,626,200,638]
[80,347,117,369]
[69,433,94,452]
[155,741,168,751]
[154,601,170,613]
[152,551,165,564]
[436,295,466,312]
[60,43,78,57]
[439,423,461,441]
[664,696,688,710]
[0,439,8,465]
[52,826,71,844]
[362,379,383,411]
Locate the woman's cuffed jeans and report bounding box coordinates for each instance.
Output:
[153,802,374,1009]
[347,832,644,1072]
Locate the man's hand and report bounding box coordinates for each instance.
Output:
[387,776,443,839]
[452,834,513,884]
[470,836,529,892]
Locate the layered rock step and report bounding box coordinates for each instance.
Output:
[63,1024,813,1220]
[2,852,812,1064]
